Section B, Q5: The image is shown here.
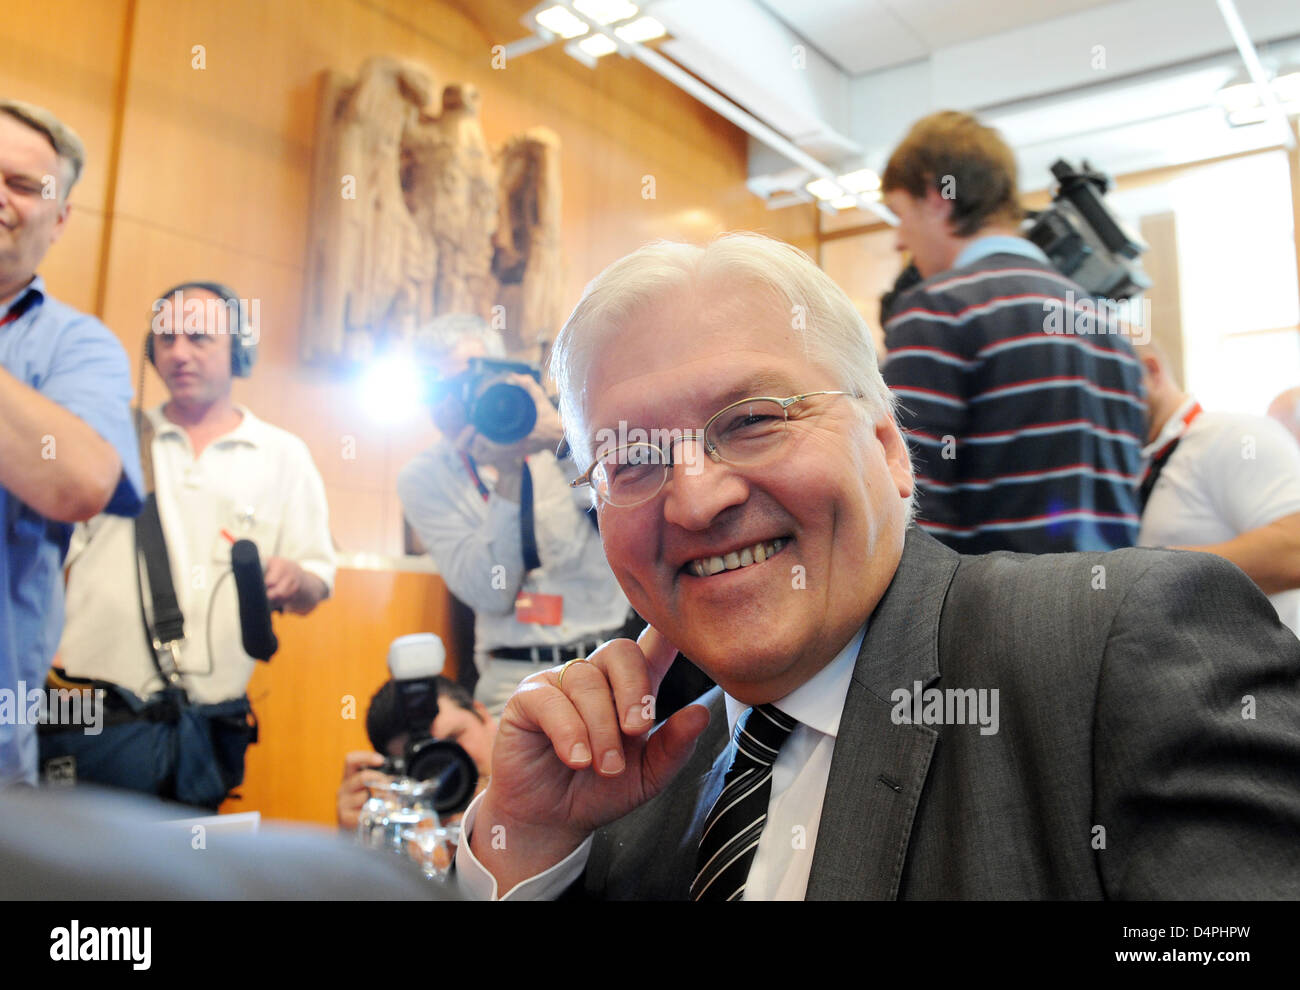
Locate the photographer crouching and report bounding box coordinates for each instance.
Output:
[396,315,632,716]
[337,673,496,831]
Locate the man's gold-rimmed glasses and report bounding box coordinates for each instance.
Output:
[571,391,856,508]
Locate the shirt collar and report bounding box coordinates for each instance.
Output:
[1141,395,1199,459]
[723,622,867,740]
[0,274,43,321]
[148,402,261,448]
[953,235,1049,269]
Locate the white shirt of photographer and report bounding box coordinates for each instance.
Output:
[58,405,337,704]
[397,442,629,659]
[453,624,865,901]
[1139,399,1300,638]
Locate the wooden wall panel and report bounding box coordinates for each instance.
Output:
[0,0,131,312]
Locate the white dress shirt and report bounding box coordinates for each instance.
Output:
[1139,396,1300,637]
[59,405,336,704]
[454,623,867,900]
[396,442,629,661]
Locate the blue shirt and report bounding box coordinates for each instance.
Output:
[953,234,1050,269]
[0,276,144,786]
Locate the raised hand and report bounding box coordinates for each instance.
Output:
[470,624,711,890]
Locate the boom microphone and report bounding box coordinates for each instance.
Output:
[231,539,279,661]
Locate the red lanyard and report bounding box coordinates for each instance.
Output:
[0,290,36,328]
[1148,401,1202,465]
[0,302,28,328]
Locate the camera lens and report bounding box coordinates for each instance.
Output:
[471,381,537,444]
[405,739,479,814]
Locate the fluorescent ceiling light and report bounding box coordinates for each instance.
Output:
[535,5,589,39]
[837,168,880,193]
[1227,99,1300,126]
[830,195,859,210]
[1273,71,1300,101]
[1215,71,1300,114]
[573,0,639,24]
[578,33,618,57]
[616,16,666,42]
[805,177,843,201]
[1215,80,1261,112]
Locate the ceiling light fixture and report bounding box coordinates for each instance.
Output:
[533,5,590,39]
[578,34,619,57]
[572,0,639,24]
[805,177,844,201]
[837,168,881,194]
[505,3,896,224]
[615,16,666,43]
[1215,69,1300,128]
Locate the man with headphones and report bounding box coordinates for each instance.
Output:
[42,281,337,808]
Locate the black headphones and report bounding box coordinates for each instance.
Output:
[145,281,257,378]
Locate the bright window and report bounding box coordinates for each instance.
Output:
[1169,151,1299,413]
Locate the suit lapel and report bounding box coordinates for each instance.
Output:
[805,527,959,899]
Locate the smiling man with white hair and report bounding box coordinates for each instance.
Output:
[451,231,1300,901]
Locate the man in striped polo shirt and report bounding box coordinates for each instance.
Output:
[880,111,1145,554]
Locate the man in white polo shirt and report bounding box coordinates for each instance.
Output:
[1137,343,1300,638]
[43,281,336,808]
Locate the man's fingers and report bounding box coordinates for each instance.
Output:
[640,703,711,801]
[508,679,595,770]
[637,623,680,695]
[583,640,654,736]
[555,660,626,776]
[343,751,385,776]
[343,769,391,792]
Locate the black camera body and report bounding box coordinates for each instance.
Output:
[435,357,542,444]
[1024,159,1151,300]
[385,635,478,815]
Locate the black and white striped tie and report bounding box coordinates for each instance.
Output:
[691,703,798,901]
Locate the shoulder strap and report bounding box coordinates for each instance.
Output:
[520,459,542,575]
[1138,437,1181,510]
[135,494,186,645]
[132,411,187,688]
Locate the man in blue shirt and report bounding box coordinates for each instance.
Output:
[0,100,143,787]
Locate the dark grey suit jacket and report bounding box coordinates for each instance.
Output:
[582,527,1300,899]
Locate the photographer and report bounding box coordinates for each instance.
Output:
[336,676,496,830]
[397,315,630,716]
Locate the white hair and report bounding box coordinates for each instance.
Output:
[412,313,505,364]
[549,232,913,515]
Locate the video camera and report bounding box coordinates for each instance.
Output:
[1024,159,1151,300]
[382,634,478,816]
[430,357,543,444]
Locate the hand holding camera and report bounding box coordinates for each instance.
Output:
[450,365,565,503]
[337,750,393,831]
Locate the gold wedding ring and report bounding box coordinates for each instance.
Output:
[555,657,592,691]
